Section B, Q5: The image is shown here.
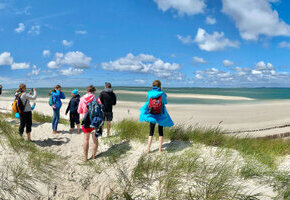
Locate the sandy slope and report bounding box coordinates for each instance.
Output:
[1,117,288,199]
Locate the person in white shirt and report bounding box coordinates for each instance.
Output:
[15,84,37,141]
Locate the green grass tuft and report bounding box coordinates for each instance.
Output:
[33,111,69,125]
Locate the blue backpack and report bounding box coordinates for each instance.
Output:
[87,98,104,132]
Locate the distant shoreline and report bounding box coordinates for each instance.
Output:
[115,90,254,101]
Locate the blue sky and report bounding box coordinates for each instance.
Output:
[0,0,290,88]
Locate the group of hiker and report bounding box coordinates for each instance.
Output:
[10,80,173,161]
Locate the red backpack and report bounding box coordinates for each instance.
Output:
[148,96,163,114]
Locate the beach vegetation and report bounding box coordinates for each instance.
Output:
[115,119,290,167]
[0,113,63,198]
[33,111,69,125]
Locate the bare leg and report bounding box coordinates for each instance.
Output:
[83,133,90,162]
[69,128,74,133]
[147,136,153,153]
[77,124,81,134]
[91,133,98,159]
[27,132,31,141]
[107,121,111,136]
[159,136,163,152]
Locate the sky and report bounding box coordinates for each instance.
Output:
[0,0,290,88]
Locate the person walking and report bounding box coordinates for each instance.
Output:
[78,85,103,162]
[49,85,65,134]
[0,85,2,95]
[65,89,81,133]
[15,84,37,141]
[99,82,116,136]
[139,80,174,153]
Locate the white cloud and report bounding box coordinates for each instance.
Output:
[47,61,58,69]
[62,40,73,47]
[28,25,40,35]
[222,0,290,40]
[47,51,92,69]
[177,35,194,44]
[223,59,235,67]
[11,62,30,70]
[178,28,239,51]
[0,52,30,70]
[60,67,84,76]
[194,61,287,86]
[193,56,207,64]
[0,52,13,66]
[14,23,25,33]
[28,67,41,76]
[205,16,216,25]
[278,41,290,49]
[153,0,205,16]
[134,79,146,84]
[102,53,182,80]
[194,28,239,51]
[75,30,87,35]
[42,50,50,57]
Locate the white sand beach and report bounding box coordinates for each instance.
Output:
[1,95,290,138]
[0,95,289,199]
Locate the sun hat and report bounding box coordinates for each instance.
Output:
[72,89,78,95]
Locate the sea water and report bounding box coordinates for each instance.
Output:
[2,87,290,104]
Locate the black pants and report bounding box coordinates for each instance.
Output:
[19,111,32,136]
[149,123,163,136]
[70,112,80,129]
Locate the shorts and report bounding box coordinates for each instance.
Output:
[104,112,113,121]
[82,126,94,133]
[82,126,103,138]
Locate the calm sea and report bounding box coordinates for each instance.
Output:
[2,87,290,104]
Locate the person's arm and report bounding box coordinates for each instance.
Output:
[60,91,65,99]
[65,100,71,115]
[77,99,83,114]
[99,92,104,104]
[112,92,117,105]
[162,93,168,104]
[52,90,60,97]
[24,89,37,100]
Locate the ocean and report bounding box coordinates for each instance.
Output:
[2,87,290,104]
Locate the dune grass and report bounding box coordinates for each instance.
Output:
[0,113,63,198]
[109,149,262,200]
[33,111,69,125]
[0,111,69,124]
[115,119,290,168]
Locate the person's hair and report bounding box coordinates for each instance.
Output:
[152,80,161,88]
[49,84,61,95]
[105,82,111,88]
[17,83,26,93]
[87,85,96,93]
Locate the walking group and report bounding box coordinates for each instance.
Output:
[10,80,173,161]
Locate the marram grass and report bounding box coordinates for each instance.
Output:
[115,119,290,167]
